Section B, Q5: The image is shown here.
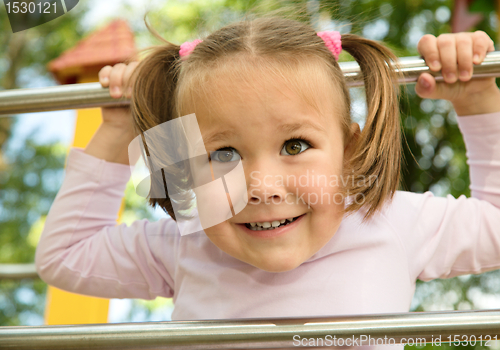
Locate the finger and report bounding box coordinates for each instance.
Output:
[416,74,453,101]
[98,65,112,87]
[417,34,441,71]
[109,63,127,98]
[437,34,457,83]
[123,62,140,98]
[415,73,437,99]
[455,33,473,82]
[472,30,495,64]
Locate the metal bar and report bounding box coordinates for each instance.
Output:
[1,309,500,349]
[344,50,500,87]
[0,83,130,116]
[0,263,38,280]
[1,52,500,116]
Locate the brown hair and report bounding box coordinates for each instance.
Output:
[129,15,402,222]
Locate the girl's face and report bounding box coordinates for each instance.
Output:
[187,65,358,272]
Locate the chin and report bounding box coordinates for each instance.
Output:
[246,254,306,273]
[204,222,315,273]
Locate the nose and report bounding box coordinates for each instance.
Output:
[246,161,289,206]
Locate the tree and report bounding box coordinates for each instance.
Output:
[0,139,66,325]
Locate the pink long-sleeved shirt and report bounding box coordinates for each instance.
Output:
[36,112,500,323]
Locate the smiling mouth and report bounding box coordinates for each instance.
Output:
[244,214,304,231]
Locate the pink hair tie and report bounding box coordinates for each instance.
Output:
[179,39,203,58]
[317,31,342,60]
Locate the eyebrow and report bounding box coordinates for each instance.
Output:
[203,121,326,146]
[278,121,326,135]
[203,130,237,146]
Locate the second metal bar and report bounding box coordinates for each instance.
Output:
[0,263,38,280]
[1,309,500,349]
[1,51,500,115]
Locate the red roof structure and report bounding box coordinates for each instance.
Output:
[48,19,136,84]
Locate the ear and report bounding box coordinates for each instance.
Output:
[344,122,360,160]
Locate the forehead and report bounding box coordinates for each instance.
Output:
[178,57,345,128]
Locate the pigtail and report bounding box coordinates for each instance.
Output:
[129,26,191,221]
[130,46,180,132]
[340,34,403,221]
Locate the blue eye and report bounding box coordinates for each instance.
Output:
[280,139,311,156]
[210,148,241,163]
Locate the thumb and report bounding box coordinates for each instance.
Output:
[415,73,436,99]
[415,73,446,100]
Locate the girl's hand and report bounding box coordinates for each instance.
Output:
[83,62,140,165]
[416,31,500,116]
[98,62,140,130]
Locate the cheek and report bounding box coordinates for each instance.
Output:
[292,149,345,209]
[301,172,343,209]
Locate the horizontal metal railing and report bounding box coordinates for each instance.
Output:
[1,309,500,349]
[1,51,500,115]
[0,263,38,280]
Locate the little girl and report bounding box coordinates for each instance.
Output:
[36,16,500,324]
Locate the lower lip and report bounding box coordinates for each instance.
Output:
[237,214,306,239]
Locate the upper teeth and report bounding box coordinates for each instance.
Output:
[249,217,295,227]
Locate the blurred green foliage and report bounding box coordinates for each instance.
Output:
[0,0,91,327]
[0,139,66,325]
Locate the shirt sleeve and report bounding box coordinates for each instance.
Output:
[386,112,500,282]
[35,148,179,299]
